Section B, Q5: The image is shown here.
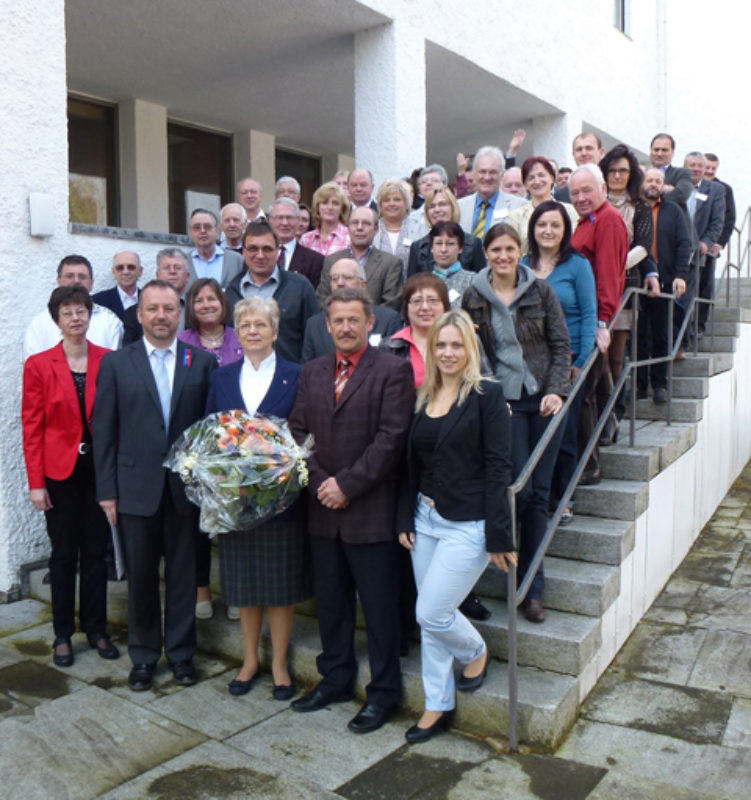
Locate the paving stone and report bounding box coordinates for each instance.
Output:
[586,771,723,799]
[683,584,751,634]
[99,739,340,799]
[226,701,407,790]
[673,550,741,587]
[0,643,25,669]
[581,672,732,744]
[643,578,701,626]
[148,671,286,740]
[0,659,89,707]
[0,599,51,636]
[610,621,707,685]
[0,685,205,800]
[557,720,751,799]
[688,628,751,699]
[0,621,58,663]
[730,544,751,589]
[722,697,751,750]
[0,691,34,723]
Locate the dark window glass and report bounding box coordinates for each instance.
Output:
[275,149,322,206]
[67,97,118,226]
[168,122,231,234]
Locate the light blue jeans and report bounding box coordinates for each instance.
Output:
[411,498,489,711]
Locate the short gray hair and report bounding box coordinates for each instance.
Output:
[275,175,301,194]
[684,151,704,163]
[420,164,448,184]
[270,197,301,217]
[233,296,280,335]
[472,146,504,173]
[156,247,188,268]
[112,250,141,267]
[572,163,605,184]
[220,203,247,221]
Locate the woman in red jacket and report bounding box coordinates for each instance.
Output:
[22,286,119,667]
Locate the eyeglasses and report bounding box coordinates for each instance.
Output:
[244,245,279,255]
[408,296,443,308]
[114,264,139,271]
[607,168,631,176]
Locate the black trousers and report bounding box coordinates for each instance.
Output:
[310,535,402,708]
[637,293,671,393]
[698,256,716,330]
[45,453,109,639]
[120,483,197,666]
[578,350,607,474]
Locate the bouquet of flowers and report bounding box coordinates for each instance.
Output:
[164,410,313,535]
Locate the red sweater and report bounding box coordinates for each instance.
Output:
[571,201,629,323]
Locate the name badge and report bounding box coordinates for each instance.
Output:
[695,192,708,202]
[369,333,382,347]
[448,289,461,305]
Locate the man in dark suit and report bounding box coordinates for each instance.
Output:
[187,208,244,289]
[93,280,216,691]
[123,248,190,345]
[649,133,694,212]
[302,258,401,361]
[683,152,726,335]
[554,132,604,204]
[289,287,415,734]
[269,198,324,288]
[92,250,142,321]
[316,207,404,311]
[347,168,378,212]
[637,168,691,401]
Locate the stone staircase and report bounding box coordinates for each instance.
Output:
[26,297,751,752]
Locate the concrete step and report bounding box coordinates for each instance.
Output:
[672,352,733,377]
[696,335,737,353]
[694,320,740,337]
[671,375,709,399]
[574,479,649,521]
[548,515,635,566]
[634,396,703,422]
[26,566,579,749]
[711,306,750,323]
[475,558,620,618]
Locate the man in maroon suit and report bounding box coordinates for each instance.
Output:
[289,287,415,734]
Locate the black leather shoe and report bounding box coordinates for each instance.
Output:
[347,703,393,734]
[129,663,155,691]
[52,636,74,668]
[653,386,668,404]
[291,686,354,713]
[228,669,260,696]
[170,660,197,686]
[458,654,488,693]
[459,591,491,621]
[520,597,547,623]
[579,468,601,486]
[405,710,455,744]
[272,682,295,701]
[87,633,120,660]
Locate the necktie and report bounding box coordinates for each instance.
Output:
[473,200,489,238]
[334,358,351,403]
[277,244,286,269]
[153,349,172,427]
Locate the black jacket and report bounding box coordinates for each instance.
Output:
[407,232,486,277]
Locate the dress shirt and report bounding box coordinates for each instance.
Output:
[117,286,139,311]
[300,223,351,256]
[191,245,226,284]
[279,238,298,270]
[240,351,276,414]
[473,191,499,236]
[238,266,281,300]
[23,303,123,360]
[143,337,177,389]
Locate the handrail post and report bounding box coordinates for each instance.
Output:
[507,487,518,752]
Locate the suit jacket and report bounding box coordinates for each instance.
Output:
[653,199,691,289]
[22,341,109,487]
[289,347,415,544]
[187,248,244,289]
[122,299,187,346]
[286,242,324,289]
[692,178,726,248]
[205,354,300,419]
[396,381,514,552]
[92,339,216,516]
[302,306,402,362]
[458,190,526,236]
[91,287,139,321]
[715,179,736,247]
[317,247,404,311]
[663,165,694,209]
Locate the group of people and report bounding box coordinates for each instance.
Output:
[20,127,734,744]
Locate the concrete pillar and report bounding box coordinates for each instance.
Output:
[118,99,169,232]
[532,114,583,170]
[321,153,355,183]
[354,20,426,186]
[233,129,275,209]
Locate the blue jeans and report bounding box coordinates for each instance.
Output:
[411,499,489,711]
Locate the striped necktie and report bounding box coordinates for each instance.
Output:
[152,349,172,427]
[334,358,351,403]
[473,200,490,238]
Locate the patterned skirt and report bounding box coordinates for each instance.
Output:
[218,500,312,607]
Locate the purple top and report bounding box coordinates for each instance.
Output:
[178,326,244,367]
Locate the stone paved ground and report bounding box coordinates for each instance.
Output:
[2,464,751,799]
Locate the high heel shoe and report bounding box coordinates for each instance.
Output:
[458,653,488,692]
[405,710,455,744]
[52,636,73,668]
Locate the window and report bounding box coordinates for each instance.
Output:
[275,149,321,206]
[168,122,231,234]
[68,97,119,226]
[615,0,631,36]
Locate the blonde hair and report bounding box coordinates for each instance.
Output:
[423,187,461,226]
[376,178,413,214]
[416,310,486,411]
[311,181,350,227]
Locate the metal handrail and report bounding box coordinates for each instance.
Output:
[504,249,740,750]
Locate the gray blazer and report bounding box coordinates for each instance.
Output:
[317,247,404,312]
[92,340,216,517]
[187,247,244,289]
[458,191,526,237]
